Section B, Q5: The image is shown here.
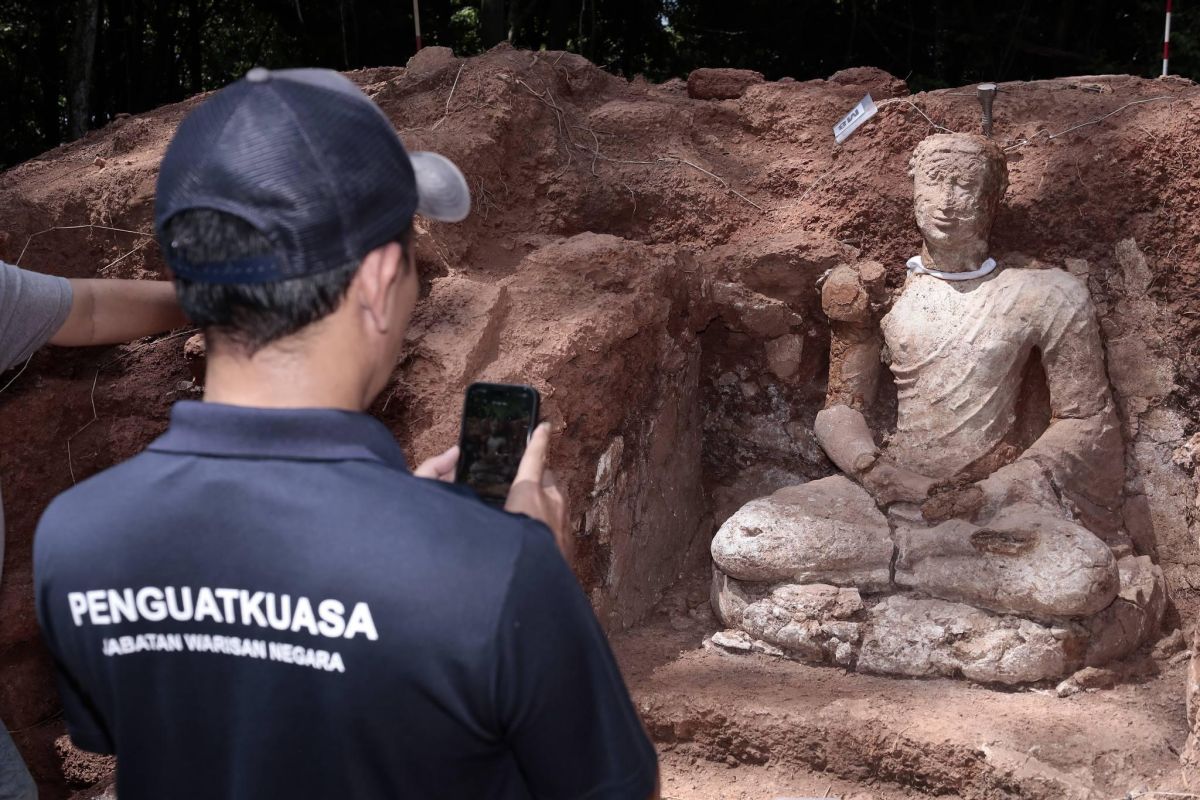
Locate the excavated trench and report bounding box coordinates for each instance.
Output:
[2,47,1200,797]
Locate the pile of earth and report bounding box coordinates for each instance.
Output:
[1,43,1199,796]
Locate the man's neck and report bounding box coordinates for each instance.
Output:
[202,338,372,412]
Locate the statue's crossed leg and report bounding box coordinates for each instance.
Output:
[710,475,1161,684]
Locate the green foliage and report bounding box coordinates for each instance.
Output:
[0,0,1193,168]
[450,4,484,55]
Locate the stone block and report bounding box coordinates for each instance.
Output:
[858,595,1082,685]
[827,66,909,98]
[687,68,765,100]
[405,46,458,75]
[1189,630,1200,731]
[710,630,753,652]
[765,334,804,382]
[713,575,865,666]
[709,280,803,339]
[1107,336,1175,400]
[1084,555,1165,665]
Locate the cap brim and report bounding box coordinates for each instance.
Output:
[410,151,471,223]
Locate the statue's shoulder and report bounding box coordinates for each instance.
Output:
[995,266,1091,308]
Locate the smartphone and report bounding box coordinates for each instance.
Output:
[455,382,541,505]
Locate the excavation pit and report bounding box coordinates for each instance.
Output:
[1,47,1199,797]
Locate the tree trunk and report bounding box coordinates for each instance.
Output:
[547,0,571,51]
[152,0,180,102]
[507,0,536,42]
[128,0,145,112]
[35,2,65,150]
[186,0,203,94]
[67,0,100,140]
[481,0,507,47]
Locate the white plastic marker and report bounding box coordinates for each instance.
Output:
[1163,0,1172,77]
[834,94,878,144]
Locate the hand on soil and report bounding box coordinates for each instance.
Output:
[414,445,459,482]
[506,423,573,566]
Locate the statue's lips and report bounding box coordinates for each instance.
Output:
[924,215,978,236]
[930,214,973,225]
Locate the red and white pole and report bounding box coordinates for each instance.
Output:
[413,0,423,52]
[1163,0,1172,77]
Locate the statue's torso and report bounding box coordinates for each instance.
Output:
[879,267,1087,479]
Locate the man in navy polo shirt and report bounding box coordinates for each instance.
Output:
[34,67,658,799]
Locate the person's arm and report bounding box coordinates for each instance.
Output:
[492,527,659,799]
[50,279,188,347]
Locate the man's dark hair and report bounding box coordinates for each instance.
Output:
[163,208,410,352]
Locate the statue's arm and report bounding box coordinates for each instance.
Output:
[820,263,884,412]
[813,264,935,505]
[977,277,1123,514]
[814,263,884,473]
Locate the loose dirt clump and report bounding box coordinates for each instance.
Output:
[1,45,1199,797]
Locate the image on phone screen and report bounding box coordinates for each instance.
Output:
[455,383,540,504]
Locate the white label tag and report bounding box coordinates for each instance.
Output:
[833,93,878,144]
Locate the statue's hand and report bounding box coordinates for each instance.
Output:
[859,459,937,507]
[920,477,986,523]
[919,460,1059,524]
[975,459,1059,516]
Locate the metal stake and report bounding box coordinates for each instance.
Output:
[1163,0,1173,76]
[413,0,423,51]
[977,83,997,137]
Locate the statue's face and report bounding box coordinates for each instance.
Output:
[912,150,996,249]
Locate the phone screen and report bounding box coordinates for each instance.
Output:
[455,383,540,504]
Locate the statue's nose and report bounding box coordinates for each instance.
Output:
[939,188,972,215]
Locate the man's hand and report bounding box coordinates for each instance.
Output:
[859,458,936,507]
[413,445,459,482]
[506,423,572,565]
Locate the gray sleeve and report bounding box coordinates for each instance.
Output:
[0,260,74,372]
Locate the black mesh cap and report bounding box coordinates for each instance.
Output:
[155,67,471,284]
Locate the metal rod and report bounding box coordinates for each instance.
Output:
[412,0,423,51]
[1163,0,1173,77]
[977,83,997,137]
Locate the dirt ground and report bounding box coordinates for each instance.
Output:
[1,44,1199,796]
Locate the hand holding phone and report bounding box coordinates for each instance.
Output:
[454,382,571,563]
[505,423,572,566]
[456,382,540,504]
[412,445,459,482]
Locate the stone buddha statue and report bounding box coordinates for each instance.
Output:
[710,133,1164,684]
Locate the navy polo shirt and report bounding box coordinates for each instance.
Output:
[35,402,657,800]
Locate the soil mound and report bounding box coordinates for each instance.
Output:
[2,45,1199,795]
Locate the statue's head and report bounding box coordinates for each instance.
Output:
[910,134,1008,260]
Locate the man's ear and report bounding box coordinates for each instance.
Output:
[354,242,403,334]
